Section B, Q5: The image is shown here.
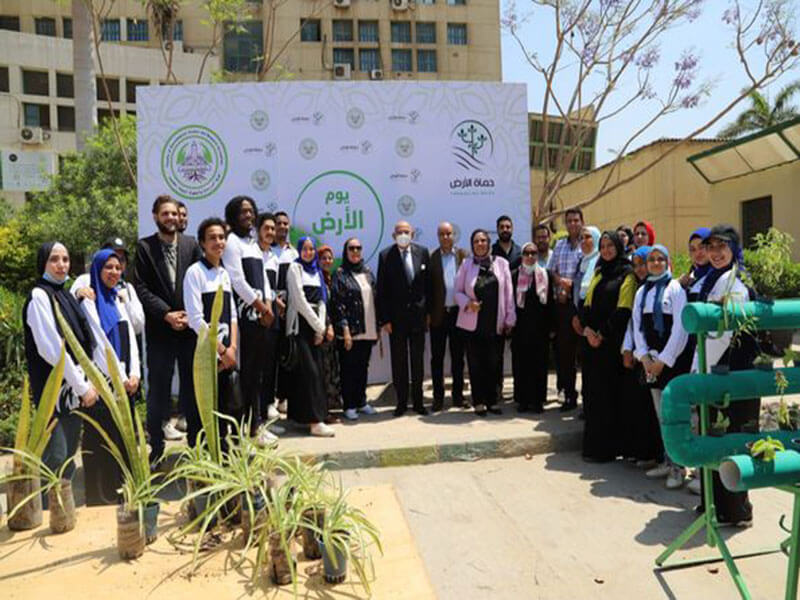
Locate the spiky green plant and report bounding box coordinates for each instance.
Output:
[254,479,302,594]
[193,284,224,463]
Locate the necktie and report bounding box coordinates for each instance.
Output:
[403,249,414,283]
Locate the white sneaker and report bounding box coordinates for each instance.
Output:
[268,423,286,435]
[557,390,566,403]
[310,422,335,437]
[666,466,686,490]
[343,408,359,421]
[266,404,280,420]
[162,421,185,441]
[255,424,278,447]
[175,416,188,433]
[359,404,377,416]
[646,463,671,479]
[277,400,287,414]
[636,459,658,469]
[687,477,702,495]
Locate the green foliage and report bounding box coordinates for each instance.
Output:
[744,228,800,298]
[193,285,224,463]
[550,229,567,249]
[750,436,785,462]
[0,367,24,447]
[671,252,691,279]
[0,286,26,371]
[0,221,37,293]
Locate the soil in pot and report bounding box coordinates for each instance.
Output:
[317,537,347,584]
[300,509,324,559]
[191,492,218,531]
[7,477,43,531]
[143,502,160,545]
[269,533,297,586]
[48,479,76,534]
[117,507,145,560]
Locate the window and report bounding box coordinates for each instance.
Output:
[416,22,436,44]
[56,73,74,98]
[447,0,466,5]
[57,106,75,132]
[418,0,435,4]
[332,20,353,42]
[22,70,49,96]
[23,103,50,128]
[35,17,57,37]
[741,196,773,249]
[417,49,437,72]
[359,48,380,72]
[0,16,20,31]
[127,18,149,41]
[223,21,263,73]
[392,49,412,72]
[97,108,120,125]
[126,79,148,103]
[547,122,564,144]
[358,20,379,42]
[300,19,320,42]
[391,21,411,43]
[97,77,120,102]
[447,23,467,45]
[161,20,182,41]
[63,17,72,39]
[579,151,593,172]
[0,66,8,93]
[333,48,354,69]
[101,19,121,41]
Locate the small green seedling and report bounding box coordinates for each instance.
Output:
[750,436,785,462]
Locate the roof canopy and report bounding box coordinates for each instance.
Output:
[687,116,800,183]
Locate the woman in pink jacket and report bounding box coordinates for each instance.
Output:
[455,229,516,416]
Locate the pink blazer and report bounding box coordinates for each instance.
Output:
[454,256,516,334]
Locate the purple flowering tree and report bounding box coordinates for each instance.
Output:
[504,0,800,223]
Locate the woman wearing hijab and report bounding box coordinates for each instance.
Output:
[286,237,335,436]
[576,231,637,462]
[316,245,341,419]
[569,226,600,415]
[693,225,760,526]
[78,249,141,504]
[511,243,554,414]
[23,242,99,504]
[633,221,656,248]
[633,245,692,489]
[680,227,712,300]
[455,229,516,416]
[331,237,379,421]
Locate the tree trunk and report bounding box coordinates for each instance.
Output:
[72,0,97,151]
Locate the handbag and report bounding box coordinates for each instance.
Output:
[279,334,299,371]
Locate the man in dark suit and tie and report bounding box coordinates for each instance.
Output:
[428,222,468,412]
[133,194,202,463]
[377,220,430,417]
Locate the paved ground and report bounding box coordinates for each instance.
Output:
[338,454,797,600]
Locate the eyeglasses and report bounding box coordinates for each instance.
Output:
[347,245,362,251]
[522,251,537,257]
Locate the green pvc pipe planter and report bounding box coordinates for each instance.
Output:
[719,450,800,492]
[660,368,800,468]
[681,299,800,335]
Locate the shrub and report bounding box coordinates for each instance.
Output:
[671,252,691,279]
[0,221,37,293]
[744,228,800,298]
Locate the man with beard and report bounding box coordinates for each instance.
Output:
[490,215,521,403]
[176,201,189,234]
[222,196,276,445]
[133,195,202,463]
[534,224,552,268]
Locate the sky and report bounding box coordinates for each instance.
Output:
[500,1,800,164]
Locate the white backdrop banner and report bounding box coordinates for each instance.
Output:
[137,81,530,383]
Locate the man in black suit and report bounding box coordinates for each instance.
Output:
[133,195,202,463]
[428,222,468,412]
[377,220,430,416]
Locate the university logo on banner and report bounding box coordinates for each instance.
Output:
[161,125,228,200]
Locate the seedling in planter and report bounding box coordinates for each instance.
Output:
[711,411,730,435]
[750,436,785,462]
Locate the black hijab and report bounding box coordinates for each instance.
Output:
[341,237,365,273]
[596,231,632,279]
[35,242,94,357]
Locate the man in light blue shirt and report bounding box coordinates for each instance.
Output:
[427,222,467,412]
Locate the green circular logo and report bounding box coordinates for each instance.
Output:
[161,125,228,200]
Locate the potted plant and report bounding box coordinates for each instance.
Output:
[749,436,785,461]
[1,352,64,531]
[56,307,163,557]
[315,481,382,593]
[255,480,301,589]
[288,457,332,560]
[708,410,730,437]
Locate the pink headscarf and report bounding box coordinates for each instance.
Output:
[516,243,548,308]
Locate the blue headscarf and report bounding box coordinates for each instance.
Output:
[632,245,652,264]
[90,248,122,358]
[689,227,712,280]
[639,245,672,338]
[294,236,328,302]
[578,226,601,300]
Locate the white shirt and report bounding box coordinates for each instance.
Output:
[71,273,145,335]
[286,262,326,336]
[632,279,689,368]
[183,258,237,346]
[81,296,140,382]
[223,231,272,322]
[261,246,279,301]
[352,272,377,341]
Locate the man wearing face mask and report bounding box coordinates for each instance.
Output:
[377,221,431,417]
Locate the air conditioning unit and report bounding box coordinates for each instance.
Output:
[20,127,50,144]
[333,63,352,80]
[369,69,384,80]
[333,0,351,7]
[392,0,409,11]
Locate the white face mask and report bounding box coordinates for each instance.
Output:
[395,233,411,249]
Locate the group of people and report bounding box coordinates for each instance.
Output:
[23,193,759,526]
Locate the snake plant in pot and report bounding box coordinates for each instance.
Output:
[1,351,64,531]
[55,306,162,558]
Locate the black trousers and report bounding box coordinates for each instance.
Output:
[287,322,328,424]
[430,308,465,405]
[239,320,270,429]
[82,400,126,505]
[259,328,280,419]
[494,336,508,402]
[389,327,425,409]
[187,368,232,451]
[465,331,500,407]
[555,303,579,403]
[339,339,373,410]
[145,334,194,461]
[512,332,549,410]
